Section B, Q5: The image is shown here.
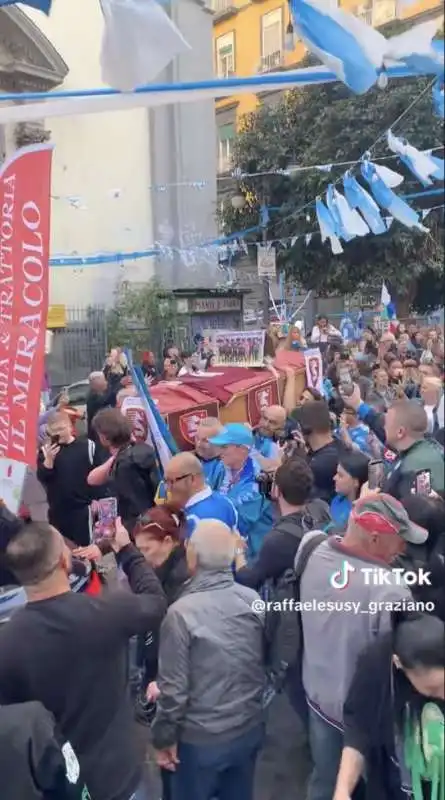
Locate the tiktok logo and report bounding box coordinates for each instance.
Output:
[330,560,356,590]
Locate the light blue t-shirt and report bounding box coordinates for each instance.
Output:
[252,432,281,462]
[185,487,238,538]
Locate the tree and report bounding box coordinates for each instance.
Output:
[106,279,177,356]
[220,20,444,316]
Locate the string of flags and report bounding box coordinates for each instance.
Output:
[217,205,440,264]
[314,131,444,255]
[47,147,442,207]
[48,201,442,268]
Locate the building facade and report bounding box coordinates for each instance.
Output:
[212,0,443,173]
[0,0,218,309]
[211,0,443,324]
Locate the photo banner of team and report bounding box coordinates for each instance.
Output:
[204,330,266,368]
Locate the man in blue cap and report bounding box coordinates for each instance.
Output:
[209,424,273,560]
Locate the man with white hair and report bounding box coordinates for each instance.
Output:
[86,370,120,441]
[420,376,444,437]
[152,520,266,800]
[194,417,225,490]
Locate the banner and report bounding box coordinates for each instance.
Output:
[205,330,266,368]
[167,403,219,451]
[304,348,323,394]
[247,380,279,427]
[0,144,52,512]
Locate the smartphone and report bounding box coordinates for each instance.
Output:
[94,497,118,540]
[50,434,60,446]
[368,459,385,491]
[339,366,353,386]
[413,470,432,496]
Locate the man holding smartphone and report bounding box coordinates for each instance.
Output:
[37,412,107,547]
[340,385,444,499]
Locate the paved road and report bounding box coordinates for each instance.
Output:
[142,692,311,800]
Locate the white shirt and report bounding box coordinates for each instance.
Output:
[310,323,342,343]
[424,394,444,432]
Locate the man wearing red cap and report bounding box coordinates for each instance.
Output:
[293,492,427,800]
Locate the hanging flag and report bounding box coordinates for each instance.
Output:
[288,0,387,94]
[123,355,178,477]
[361,161,429,233]
[387,130,443,187]
[0,144,52,513]
[384,20,444,78]
[340,316,356,342]
[316,197,343,254]
[343,173,387,235]
[0,0,52,10]
[380,283,398,332]
[100,0,191,91]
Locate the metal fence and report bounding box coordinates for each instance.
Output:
[46,306,108,395]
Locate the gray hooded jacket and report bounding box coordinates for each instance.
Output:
[151,569,266,749]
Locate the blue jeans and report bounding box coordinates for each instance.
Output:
[307,708,343,800]
[170,724,264,800]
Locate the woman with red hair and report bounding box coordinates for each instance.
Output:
[132,506,188,800]
[133,506,189,697]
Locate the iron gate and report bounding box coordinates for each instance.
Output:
[46,306,108,395]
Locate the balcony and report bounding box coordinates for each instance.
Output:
[357,7,372,24]
[217,153,233,174]
[356,0,397,26]
[212,0,239,21]
[258,50,284,73]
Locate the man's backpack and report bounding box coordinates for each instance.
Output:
[264,531,327,697]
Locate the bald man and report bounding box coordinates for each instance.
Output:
[152,519,265,800]
[194,417,225,490]
[164,453,238,538]
[253,404,287,461]
[345,383,444,497]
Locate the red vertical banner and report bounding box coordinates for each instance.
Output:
[0,144,52,509]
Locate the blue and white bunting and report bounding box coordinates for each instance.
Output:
[387,130,444,187]
[316,197,343,254]
[361,161,429,232]
[343,173,387,235]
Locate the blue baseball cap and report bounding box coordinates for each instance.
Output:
[209,423,254,448]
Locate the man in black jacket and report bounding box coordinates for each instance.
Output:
[294,400,347,503]
[340,384,444,498]
[235,457,331,800]
[235,457,331,590]
[0,701,90,800]
[37,411,107,547]
[0,519,167,800]
[90,408,158,534]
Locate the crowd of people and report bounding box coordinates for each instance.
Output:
[0,315,444,800]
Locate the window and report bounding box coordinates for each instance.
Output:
[216,32,235,78]
[261,8,283,59]
[217,123,235,173]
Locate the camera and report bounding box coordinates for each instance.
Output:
[256,471,275,499]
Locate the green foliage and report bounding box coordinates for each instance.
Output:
[106,279,177,356]
[220,21,444,312]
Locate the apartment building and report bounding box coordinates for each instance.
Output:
[213,0,443,175]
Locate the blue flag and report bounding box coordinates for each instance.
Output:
[0,0,52,11]
[124,350,178,479]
